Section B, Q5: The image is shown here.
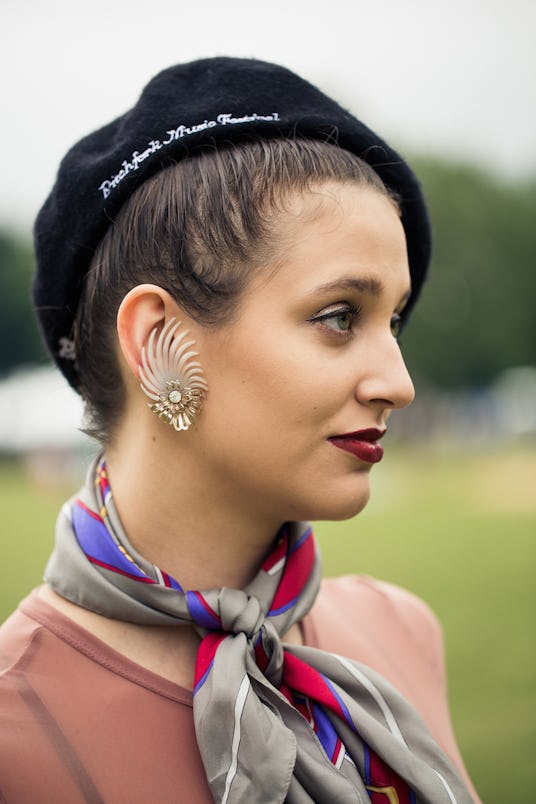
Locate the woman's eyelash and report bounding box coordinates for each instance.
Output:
[309,306,406,342]
[309,304,361,336]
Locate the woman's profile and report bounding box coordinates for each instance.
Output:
[0,58,480,802]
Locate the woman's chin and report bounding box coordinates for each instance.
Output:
[297,480,371,523]
[320,494,370,522]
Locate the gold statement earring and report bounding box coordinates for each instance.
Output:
[139,317,208,431]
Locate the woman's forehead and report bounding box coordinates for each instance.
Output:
[253,183,410,300]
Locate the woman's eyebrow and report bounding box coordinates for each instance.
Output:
[308,277,412,308]
[308,276,385,297]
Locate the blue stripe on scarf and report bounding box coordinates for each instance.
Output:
[72,502,149,580]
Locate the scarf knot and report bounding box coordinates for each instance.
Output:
[217,588,265,640]
[189,586,287,688]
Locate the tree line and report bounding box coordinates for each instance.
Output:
[1,157,535,389]
[402,158,535,388]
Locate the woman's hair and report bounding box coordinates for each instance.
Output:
[74,138,399,443]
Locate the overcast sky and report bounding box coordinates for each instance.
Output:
[2,0,534,232]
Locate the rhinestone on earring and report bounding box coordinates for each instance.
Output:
[139,317,208,431]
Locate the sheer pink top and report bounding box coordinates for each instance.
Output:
[0,576,479,803]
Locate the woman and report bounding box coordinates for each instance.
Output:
[0,58,479,802]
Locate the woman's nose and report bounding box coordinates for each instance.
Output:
[355,336,415,411]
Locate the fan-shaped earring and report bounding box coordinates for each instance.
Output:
[139,317,208,431]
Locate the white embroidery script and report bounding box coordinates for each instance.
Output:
[98,112,280,199]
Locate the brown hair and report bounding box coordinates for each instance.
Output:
[74,138,398,443]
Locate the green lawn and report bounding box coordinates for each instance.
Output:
[1,445,534,803]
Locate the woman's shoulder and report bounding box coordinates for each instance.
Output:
[316,573,440,623]
[309,574,443,667]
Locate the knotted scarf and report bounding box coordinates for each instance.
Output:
[45,456,473,804]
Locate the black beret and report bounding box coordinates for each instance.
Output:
[33,56,431,391]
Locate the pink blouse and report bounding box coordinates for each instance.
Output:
[0,576,479,802]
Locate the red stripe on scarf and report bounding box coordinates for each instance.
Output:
[87,555,157,583]
[262,531,288,573]
[367,750,413,804]
[195,632,227,689]
[283,651,348,723]
[75,498,103,522]
[270,531,314,613]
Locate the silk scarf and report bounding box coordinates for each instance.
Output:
[45,455,474,804]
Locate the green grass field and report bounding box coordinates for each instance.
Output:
[1,445,534,803]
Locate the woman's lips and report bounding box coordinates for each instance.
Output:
[328,428,386,464]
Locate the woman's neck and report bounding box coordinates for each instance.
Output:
[104,428,282,592]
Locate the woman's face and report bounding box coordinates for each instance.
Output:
[197,182,414,523]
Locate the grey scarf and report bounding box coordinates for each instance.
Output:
[45,455,474,804]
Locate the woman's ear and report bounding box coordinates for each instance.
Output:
[117,284,179,380]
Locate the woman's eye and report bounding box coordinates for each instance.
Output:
[326,311,353,332]
[390,313,402,339]
[309,305,359,336]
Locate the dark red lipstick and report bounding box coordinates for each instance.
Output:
[329,428,386,464]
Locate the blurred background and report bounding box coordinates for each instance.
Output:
[1,0,535,800]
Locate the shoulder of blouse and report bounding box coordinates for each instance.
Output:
[307,574,446,685]
[0,603,42,678]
